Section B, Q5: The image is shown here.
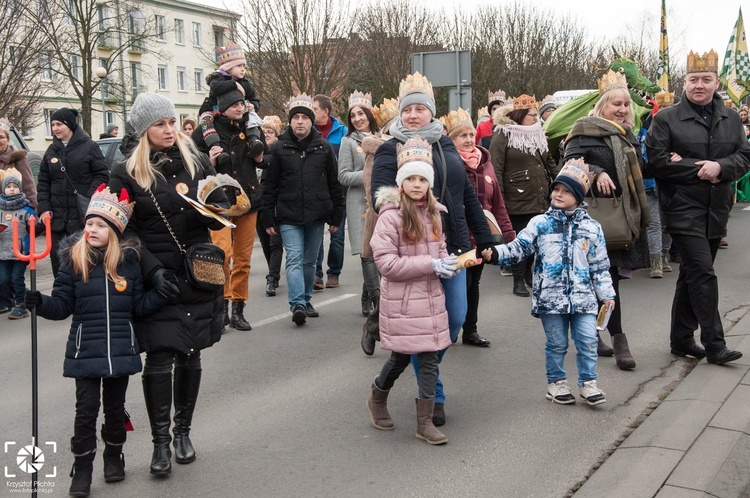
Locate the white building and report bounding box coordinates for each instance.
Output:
[23,0,239,153]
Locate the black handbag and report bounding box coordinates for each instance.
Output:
[149,190,226,291]
[60,161,90,220]
[585,196,635,251]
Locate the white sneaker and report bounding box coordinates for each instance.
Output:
[500,266,512,276]
[579,380,606,406]
[546,380,576,405]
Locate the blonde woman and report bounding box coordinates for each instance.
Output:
[109,93,228,476]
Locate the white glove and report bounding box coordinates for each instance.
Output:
[432,255,459,279]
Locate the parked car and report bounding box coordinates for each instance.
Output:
[95,137,124,170]
[8,125,43,183]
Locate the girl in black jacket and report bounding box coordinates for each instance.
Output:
[25,185,165,496]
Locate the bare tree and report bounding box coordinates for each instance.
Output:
[237,0,359,118]
[20,0,164,134]
[0,0,50,127]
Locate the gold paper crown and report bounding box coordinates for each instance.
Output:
[197,174,251,217]
[86,185,134,234]
[1,167,23,187]
[654,91,675,107]
[443,108,473,135]
[348,90,372,110]
[0,118,10,133]
[540,95,556,107]
[488,89,507,103]
[399,72,434,101]
[261,115,282,135]
[397,136,432,169]
[556,157,593,192]
[286,93,314,112]
[477,106,489,121]
[598,69,628,95]
[687,49,719,73]
[372,98,399,129]
[513,94,537,110]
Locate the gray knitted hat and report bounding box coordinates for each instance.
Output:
[129,93,176,137]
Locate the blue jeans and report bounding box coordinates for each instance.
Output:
[316,212,346,279]
[540,314,598,387]
[411,270,468,404]
[0,260,27,305]
[280,224,325,311]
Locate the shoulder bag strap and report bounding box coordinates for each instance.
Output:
[435,140,448,203]
[57,155,80,196]
[147,189,186,255]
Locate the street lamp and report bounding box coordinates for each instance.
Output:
[95,66,108,134]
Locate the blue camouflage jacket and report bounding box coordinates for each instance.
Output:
[493,204,615,317]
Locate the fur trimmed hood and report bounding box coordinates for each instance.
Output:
[8,149,27,163]
[57,231,142,266]
[374,186,447,214]
[492,105,515,126]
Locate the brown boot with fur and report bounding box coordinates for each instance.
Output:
[366,382,394,430]
[415,398,447,445]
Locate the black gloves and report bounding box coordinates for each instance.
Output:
[476,242,499,265]
[152,268,180,301]
[24,289,43,310]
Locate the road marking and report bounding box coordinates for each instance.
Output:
[251,294,358,328]
[743,205,750,211]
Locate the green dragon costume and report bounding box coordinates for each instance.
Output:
[543,49,661,153]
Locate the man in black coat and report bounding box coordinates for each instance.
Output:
[261,94,345,326]
[193,86,265,332]
[646,50,750,365]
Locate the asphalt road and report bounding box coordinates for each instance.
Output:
[2,204,750,497]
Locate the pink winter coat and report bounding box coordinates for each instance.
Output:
[370,186,451,354]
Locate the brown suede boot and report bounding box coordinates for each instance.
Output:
[613,333,636,370]
[366,382,394,430]
[597,332,614,357]
[415,398,447,445]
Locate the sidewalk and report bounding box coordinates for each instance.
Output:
[576,309,750,497]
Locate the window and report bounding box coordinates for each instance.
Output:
[98,58,110,98]
[105,111,117,127]
[97,4,107,31]
[43,109,57,138]
[192,22,201,46]
[155,15,165,41]
[176,66,186,91]
[213,27,224,48]
[174,19,184,44]
[157,65,168,90]
[129,61,142,97]
[40,52,53,82]
[194,69,204,92]
[63,0,76,24]
[68,53,82,82]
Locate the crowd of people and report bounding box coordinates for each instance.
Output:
[2,44,750,495]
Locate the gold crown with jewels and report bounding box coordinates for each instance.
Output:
[348,91,372,110]
[654,90,675,107]
[513,94,538,110]
[488,89,507,103]
[397,136,432,169]
[597,69,628,95]
[372,98,399,129]
[443,108,473,135]
[286,93,314,112]
[687,49,719,73]
[399,72,434,100]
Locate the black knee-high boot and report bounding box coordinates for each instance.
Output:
[142,372,173,475]
[172,366,202,464]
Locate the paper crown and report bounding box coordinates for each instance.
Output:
[477,106,489,121]
[348,91,372,110]
[488,89,507,103]
[553,158,594,202]
[598,69,628,95]
[397,136,432,169]
[513,94,537,110]
[654,91,675,107]
[372,98,399,129]
[540,95,556,107]
[1,167,23,189]
[399,72,434,101]
[687,49,719,73]
[85,184,134,234]
[215,43,246,67]
[443,108,473,135]
[261,115,282,135]
[0,118,9,133]
[197,174,251,216]
[286,93,314,112]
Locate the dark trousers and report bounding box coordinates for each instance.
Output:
[376,351,439,400]
[606,267,623,336]
[74,376,129,448]
[256,221,284,281]
[462,263,485,336]
[50,230,67,277]
[0,260,27,305]
[144,350,202,375]
[669,235,725,353]
[509,214,537,280]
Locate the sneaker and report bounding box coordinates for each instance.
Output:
[579,380,606,406]
[0,305,10,314]
[326,275,339,288]
[546,380,576,405]
[292,305,307,326]
[8,306,29,320]
[719,238,729,249]
[313,277,324,291]
[661,254,673,272]
[500,266,512,276]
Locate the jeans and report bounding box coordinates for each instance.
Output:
[540,313,598,387]
[280,224,325,310]
[0,260,27,305]
[74,376,130,448]
[377,351,439,400]
[646,191,672,256]
[316,212,346,279]
[411,270,467,404]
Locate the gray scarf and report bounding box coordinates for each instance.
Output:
[349,131,370,144]
[389,118,444,144]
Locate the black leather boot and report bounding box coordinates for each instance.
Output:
[69,438,96,496]
[361,294,380,356]
[101,426,126,482]
[265,276,277,296]
[222,300,230,328]
[142,372,173,475]
[230,301,252,330]
[173,366,201,464]
[512,263,529,297]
